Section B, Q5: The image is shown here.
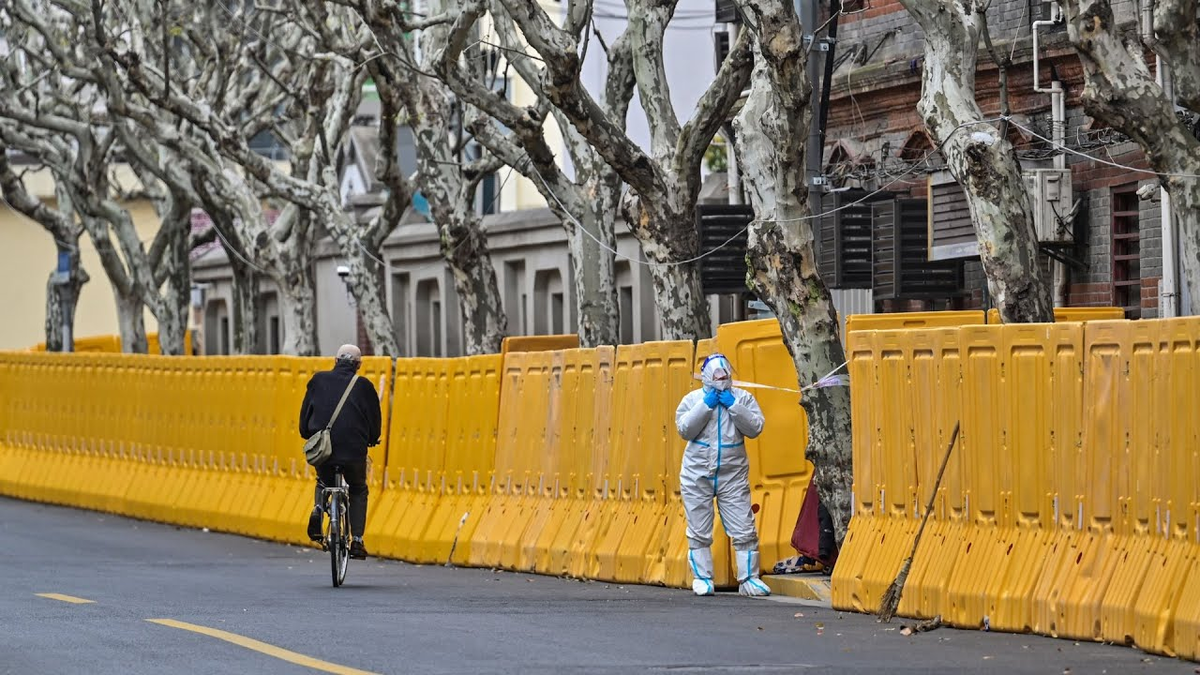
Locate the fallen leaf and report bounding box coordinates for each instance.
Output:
[983,656,993,660]
[815,623,825,629]
[757,626,764,631]
[794,612,805,618]
[915,616,943,633]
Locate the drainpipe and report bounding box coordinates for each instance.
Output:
[1033,4,1068,307]
[1142,0,1179,317]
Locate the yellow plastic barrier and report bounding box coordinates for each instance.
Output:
[714,319,816,578]
[31,331,195,355]
[500,334,580,356]
[985,307,1127,324]
[845,311,985,334]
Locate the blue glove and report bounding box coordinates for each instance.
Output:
[718,389,736,408]
[703,388,720,409]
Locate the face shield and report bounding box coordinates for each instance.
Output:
[701,353,733,392]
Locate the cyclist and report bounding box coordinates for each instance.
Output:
[299,344,381,559]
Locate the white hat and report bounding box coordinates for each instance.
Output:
[335,344,362,361]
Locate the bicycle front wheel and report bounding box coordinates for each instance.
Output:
[330,495,349,587]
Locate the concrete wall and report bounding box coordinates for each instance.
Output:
[193,208,666,357]
[0,198,162,351]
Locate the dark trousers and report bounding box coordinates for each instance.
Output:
[314,460,369,538]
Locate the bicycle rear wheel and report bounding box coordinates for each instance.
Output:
[329,495,349,587]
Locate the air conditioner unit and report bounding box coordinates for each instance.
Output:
[1023,168,1073,244]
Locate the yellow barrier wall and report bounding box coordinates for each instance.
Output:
[0,333,793,591]
[832,317,1200,660]
[985,307,1127,324]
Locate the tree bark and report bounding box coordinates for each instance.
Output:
[115,288,148,354]
[43,245,88,353]
[733,6,854,545]
[342,244,399,356]
[279,269,319,357]
[569,205,621,346]
[229,258,261,355]
[153,197,193,356]
[441,208,507,354]
[898,0,1054,323]
[1059,0,1200,313]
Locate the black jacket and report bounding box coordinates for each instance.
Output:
[298,361,382,462]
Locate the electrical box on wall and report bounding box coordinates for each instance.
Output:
[1023,168,1074,244]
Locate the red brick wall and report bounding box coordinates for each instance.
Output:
[842,0,905,22]
[1071,148,1151,192]
[1142,277,1160,311]
[1068,282,1113,307]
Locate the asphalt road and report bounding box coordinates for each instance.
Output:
[2,496,1194,675]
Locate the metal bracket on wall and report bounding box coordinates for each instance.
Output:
[803,35,834,51]
[1040,212,1089,271]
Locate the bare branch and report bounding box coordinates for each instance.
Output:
[628,0,682,159]
[674,25,753,181]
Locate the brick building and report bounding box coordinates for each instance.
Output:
[772,0,1181,318]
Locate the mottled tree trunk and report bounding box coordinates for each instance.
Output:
[569,205,621,346]
[115,289,148,354]
[1178,184,1200,313]
[406,71,507,355]
[733,13,854,545]
[442,211,506,355]
[43,245,88,353]
[899,0,1054,323]
[156,201,193,356]
[1059,0,1200,313]
[229,258,261,355]
[339,241,399,356]
[624,198,713,340]
[279,268,318,357]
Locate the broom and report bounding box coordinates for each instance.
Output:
[877,421,960,623]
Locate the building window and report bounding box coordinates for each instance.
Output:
[269,316,281,354]
[392,273,410,356]
[1111,186,1141,318]
[416,278,440,356]
[551,292,564,335]
[619,286,634,345]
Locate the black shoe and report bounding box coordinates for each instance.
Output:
[307,508,323,543]
[350,539,368,560]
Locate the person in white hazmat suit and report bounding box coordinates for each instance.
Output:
[675,353,772,597]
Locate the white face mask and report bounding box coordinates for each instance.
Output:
[701,355,733,392]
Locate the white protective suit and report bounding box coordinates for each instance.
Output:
[675,354,772,597]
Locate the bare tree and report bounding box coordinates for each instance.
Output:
[0,149,89,352]
[897,0,1055,322]
[729,4,853,544]
[63,0,378,355]
[1058,0,1200,313]
[0,7,195,353]
[497,0,754,340]
[351,0,509,354]
[431,0,633,347]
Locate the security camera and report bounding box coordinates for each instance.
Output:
[336,265,350,280]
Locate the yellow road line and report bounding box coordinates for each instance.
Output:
[35,593,95,604]
[146,619,379,675]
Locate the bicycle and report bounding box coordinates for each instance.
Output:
[319,466,351,587]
